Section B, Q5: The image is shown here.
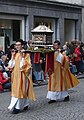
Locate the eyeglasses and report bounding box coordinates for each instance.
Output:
[11,50,15,52]
[11,49,18,52]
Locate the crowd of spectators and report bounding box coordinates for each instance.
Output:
[62,40,84,76]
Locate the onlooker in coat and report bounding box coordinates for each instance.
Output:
[74,42,82,75]
[0,65,11,92]
[0,54,11,79]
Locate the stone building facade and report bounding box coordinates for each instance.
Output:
[51,0,81,4]
[0,0,82,50]
[82,0,84,42]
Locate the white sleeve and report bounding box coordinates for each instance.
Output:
[20,58,24,69]
[9,59,15,68]
[56,53,63,64]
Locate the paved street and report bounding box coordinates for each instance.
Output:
[0,77,84,120]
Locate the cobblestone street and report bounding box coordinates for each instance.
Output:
[0,78,84,120]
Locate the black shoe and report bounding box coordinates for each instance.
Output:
[12,108,20,114]
[23,106,29,110]
[63,96,69,102]
[48,100,56,104]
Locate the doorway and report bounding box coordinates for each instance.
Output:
[64,19,77,43]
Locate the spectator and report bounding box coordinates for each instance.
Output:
[0,44,5,59]
[74,42,82,75]
[6,44,15,60]
[0,65,11,92]
[0,53,11,79]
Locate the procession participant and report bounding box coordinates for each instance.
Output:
[27,41,45,85]
[8,39,36,114]
[46,40,80,104]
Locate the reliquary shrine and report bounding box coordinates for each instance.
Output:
[31,24,53,47]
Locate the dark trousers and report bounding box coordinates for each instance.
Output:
[74,61,81,73]
[3,82,11,89]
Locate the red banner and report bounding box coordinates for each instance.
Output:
[34,52,40,63]
[45,52,54,73]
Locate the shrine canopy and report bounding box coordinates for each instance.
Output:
[31,24,53,33]
[31,24,53,46]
